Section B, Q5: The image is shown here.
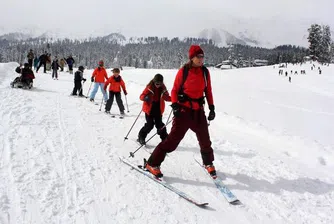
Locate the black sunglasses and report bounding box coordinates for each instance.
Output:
[196,54,204,59]
[154,82,162,86]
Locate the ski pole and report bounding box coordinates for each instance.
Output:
[165,109,173,124]
[124,95,130,113]
[129,119,172,158]
[124,109,142,141]
[78,80,85,95]
[99,98,104,111]
[85,82,93,98]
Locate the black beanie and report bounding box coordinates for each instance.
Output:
[153,74,163,83]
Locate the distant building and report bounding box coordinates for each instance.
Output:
[303,56,312,62]
[253,59,268,67]
[215,60,238,70]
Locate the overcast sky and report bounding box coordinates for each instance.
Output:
[0,0,333,45]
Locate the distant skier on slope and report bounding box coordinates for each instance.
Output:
[27,49,34,68]
[36,51,48,73]
[51,57,61,80]
[144,45,216,178]
[137,73,171,145]
[66,55,75,74]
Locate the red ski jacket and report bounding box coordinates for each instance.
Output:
[171,66,214,110]
[140,83,171,115]
[104,75,126,93]
[92,67,108,83]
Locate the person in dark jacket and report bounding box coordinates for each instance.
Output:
[27,49,34,68]
[137,74,171,145]
[72,66,86,96]
[145,45,216,178]
[66,55,75,74]
[51,57,61,80]
[36,51,48,73]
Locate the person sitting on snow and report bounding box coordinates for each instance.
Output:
[12,63,35,88]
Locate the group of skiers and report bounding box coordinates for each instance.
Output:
[72,45,217,178]
[277,62,324,83]
[13,45,217,179]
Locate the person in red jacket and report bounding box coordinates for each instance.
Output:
[89,60,108,102]
[104,68,127,115]
[145,45,216,178]
[138,74,171,145]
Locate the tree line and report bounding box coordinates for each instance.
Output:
[0,24,332,69]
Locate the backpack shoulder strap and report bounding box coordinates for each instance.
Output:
[202,66,208,93]
[180,66,208,93]
[179,66,188,93]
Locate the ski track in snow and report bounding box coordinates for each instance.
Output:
[0,62,333,224]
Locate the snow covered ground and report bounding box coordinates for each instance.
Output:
[0,62,333,224]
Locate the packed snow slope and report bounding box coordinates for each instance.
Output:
[0,62,333,224]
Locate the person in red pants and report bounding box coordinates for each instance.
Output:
[145,45,216,178]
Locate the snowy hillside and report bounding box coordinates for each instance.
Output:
[199,28,264,47]
[0,62,334,224]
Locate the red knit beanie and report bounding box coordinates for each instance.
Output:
[188,45,204,59]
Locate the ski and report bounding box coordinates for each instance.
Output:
[111,114,124,119]
[120,157,209,207]
[194,159,240,205]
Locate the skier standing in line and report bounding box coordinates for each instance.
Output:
[137,74,171,145]
[104,68,127,115]
[71,66,86,96]
[89,60,108,102]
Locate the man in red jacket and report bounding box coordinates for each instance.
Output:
[145,45,216,178]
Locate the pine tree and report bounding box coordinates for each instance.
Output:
[320,25,332,63]
[331,41,334,62]
[307,24,322,60]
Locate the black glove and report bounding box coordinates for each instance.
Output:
[171,103,181,117]
[91,77,94,82]
[143,95,150,102]
[82,78,87,82]
[208,105,215,121]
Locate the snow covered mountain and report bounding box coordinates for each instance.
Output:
[0,31,127,44]
[0,32,32,41]
[198,28,267,48]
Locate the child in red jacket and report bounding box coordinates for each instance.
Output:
[104,68,127,115]
[138,74,171,145]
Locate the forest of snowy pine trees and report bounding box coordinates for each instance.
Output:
[0,24,332,69]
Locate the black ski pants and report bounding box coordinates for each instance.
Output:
[105,91,125,112]
[139,112,168,141]
[37,62,46,73]
[72,80,83,96]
